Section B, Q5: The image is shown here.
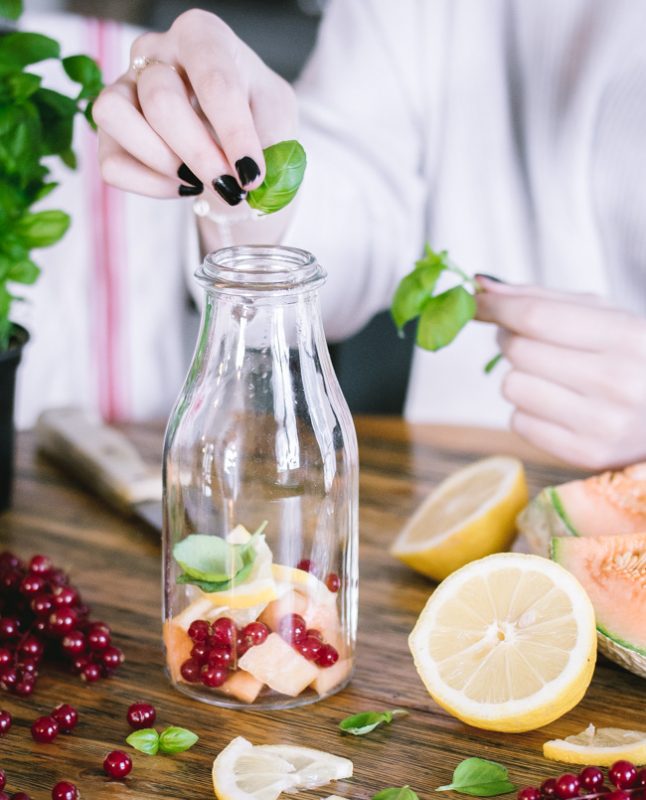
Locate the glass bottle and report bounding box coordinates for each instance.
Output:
[162,245,359,709]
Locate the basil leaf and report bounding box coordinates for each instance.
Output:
[8,258,40,285]
[484,353,503,374]
[437,758,516,797]
[126,728,159,756]
[339,709,407,736]
[0,0,23,21]
[247,140,306,214]
[13,210,70,248]
[372,786,419,800]
[416,285,476,351]
[0,32,60,72]
[173,534,243,582]
[62,54,103,100]
[158,726,198,754]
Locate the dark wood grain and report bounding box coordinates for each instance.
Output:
[0,418,643,800]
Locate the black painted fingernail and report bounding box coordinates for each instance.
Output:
[177,162,202,187]
[212,175,246,206]
[235,156,260,187]
[178,183,203,197]
[475,273,506,284]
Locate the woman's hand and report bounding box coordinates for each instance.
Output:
[476,277,646,470]
[93,9,297,209]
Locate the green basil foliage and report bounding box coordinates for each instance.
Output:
[391,245,478,353]
[372,786,420,800]
[339,708,408,736]
[173,521,267,592]
[436,758,517,797]
[126,728,160,756]
[0,5,103,349]
[247,140,306,215]
[126,726,198,756]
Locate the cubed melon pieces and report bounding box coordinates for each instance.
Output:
[218,670,264,704]
[311,658,353,697]
[259,590,309,631]
[238,632,318,697]
[163,620,193,683]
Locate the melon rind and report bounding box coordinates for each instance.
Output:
[517,488,575,555]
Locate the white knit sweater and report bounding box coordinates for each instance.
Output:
[287,0,646,426]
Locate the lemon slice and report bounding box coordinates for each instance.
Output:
[271,564,337,606]
[391,456,528,581]
[409,552,597,732]
[212,736,353,800]
[543,724,646,765]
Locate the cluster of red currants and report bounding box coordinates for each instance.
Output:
[0,704,80,799]
[296,560,340,593]
[277,613,339,667]
[518,761,646,800]
[0,551,124,694]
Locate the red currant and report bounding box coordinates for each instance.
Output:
[48,608,78,637]
[18,658,39,675]
[31,715,59,743]
[306,628,322,641]
[315,643,339,668]
[28,554,52,575]
[635,770,646,788]
[201,665,228,687]
[325,573,340,592]
[210,617,236,646]
[51,781,79,800]
[19,636,44,662]
[14,673,36,696]
[0,710,12,735]
[0,551,20,569]
[296,559,313,572]
[127,702,156,729]
[208,645,233,669]
[241,622,269,647]
[606,792,632,800]
[52,704,78,733]
[579,767,605,791]
[517,789,541,800]
[61,630,86,657]
[0,617,20,639]
[0,768,4,789]
[103,750,132,779]
[609,762,638,790]
[296,635,323,661]
[20,573,46,597]
[278,613,307,644]
[12,793,31,800]
[180,658,202,683]
[555,775,580,800]
[0,666,18,690]
[188,619,210,642]
[87,626,111,651]
[101,645,124,671]
[0,648,12,667]
[48,568,69,587]
[71,655,90,675]
[80,662,102,683]
[31,594,54,618]
[0,792,8,800]
[52,586,79,608]
[191,642,210,663]
[235,633,250,657]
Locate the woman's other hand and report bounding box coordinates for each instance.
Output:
[476,277,646,470]
[93,9,297,207]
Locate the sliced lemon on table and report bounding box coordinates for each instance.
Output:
[391,456,528,581]
[212,736,353,800]
[543,724,646,765]
[409,552,597,732]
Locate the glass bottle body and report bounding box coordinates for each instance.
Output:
[162,246,359,709]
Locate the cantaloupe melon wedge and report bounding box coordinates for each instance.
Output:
[552,532,646,678]
[163,620,193,683]
[219,670,264,704]
[259,589,309,631]
[518,462,646,555]
[311,658,353,697]
[238,632,318,696]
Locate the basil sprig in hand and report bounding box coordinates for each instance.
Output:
[247,140,306,215]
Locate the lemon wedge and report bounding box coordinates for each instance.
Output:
[391,456,528,581]
[271,564,337,606]
[212,736,353,800]
[543,724,646,765]
[408,552,597,732]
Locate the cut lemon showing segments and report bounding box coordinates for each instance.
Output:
[212,736,353,800]
[543,724,646,766]
[391,456,528,582]
[409,552,597,733]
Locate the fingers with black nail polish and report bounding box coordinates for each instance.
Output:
[475,273,506,284]
[235,157,260,187]
[177,163,202,187]
[178,184,203,197]
[212,175,246,206]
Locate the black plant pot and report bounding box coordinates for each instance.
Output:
[0,324,29,512]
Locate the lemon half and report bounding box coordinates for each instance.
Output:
[543,724,646,765]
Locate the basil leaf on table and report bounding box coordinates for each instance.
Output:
[372,786,420,800]
[247,140,306,214]
[436,757,517,797]
[339,708,408,736]
[126,728,160,756]
[158,726,199,754]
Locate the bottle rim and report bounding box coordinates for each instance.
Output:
[196,245,326,294]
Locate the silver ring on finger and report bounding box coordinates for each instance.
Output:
[131,56,178,80]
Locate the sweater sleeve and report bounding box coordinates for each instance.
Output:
[283,0,431,341]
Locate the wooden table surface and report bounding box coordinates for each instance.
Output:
[0,417,643,799]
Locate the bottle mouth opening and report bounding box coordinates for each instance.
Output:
[197,246,326,294]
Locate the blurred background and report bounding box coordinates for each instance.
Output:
[23,0,416,414]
